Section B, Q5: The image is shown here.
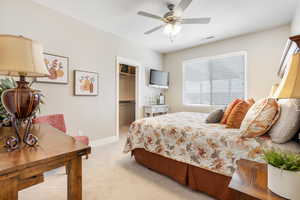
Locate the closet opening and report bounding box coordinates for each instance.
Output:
[119,64,136,136]
[115,57,141,140]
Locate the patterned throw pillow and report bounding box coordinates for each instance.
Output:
[226,101,251,129]
[220,99,242,124]
[240,98,280,138]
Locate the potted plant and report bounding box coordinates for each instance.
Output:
[263,148,300,199]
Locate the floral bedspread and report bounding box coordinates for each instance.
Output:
[123,112,273,176]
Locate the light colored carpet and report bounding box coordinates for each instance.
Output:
[20,127,214,200]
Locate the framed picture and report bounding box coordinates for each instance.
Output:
[278,38,299,79]
[36,53,69,84]
[74,70,99,96]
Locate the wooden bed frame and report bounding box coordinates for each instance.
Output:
[133,148,236,200]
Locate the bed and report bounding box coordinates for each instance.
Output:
[123,112,299,200]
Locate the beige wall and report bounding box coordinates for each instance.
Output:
[0,0,163,141]
[163,26,290,113]
[291,2,300,35]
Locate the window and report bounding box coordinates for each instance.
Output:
[183,52,246,106]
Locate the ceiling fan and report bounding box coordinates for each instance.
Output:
[137,0,211,37]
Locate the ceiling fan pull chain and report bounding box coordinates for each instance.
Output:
[169,34,175,43]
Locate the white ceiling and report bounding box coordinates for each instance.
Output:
[32,0,298,53]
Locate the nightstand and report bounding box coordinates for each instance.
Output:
[229,159,286,200]
[144,105,169,117]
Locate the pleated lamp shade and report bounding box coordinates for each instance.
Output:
[274,53,300,99]
[0,35,49,77]
[269,84,279,97]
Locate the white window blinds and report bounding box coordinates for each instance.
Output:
[183,53,246,105]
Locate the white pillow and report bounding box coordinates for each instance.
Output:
[269,99,300,144]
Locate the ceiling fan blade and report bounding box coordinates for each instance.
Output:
[144,25,165,35]
[138,11,162,20]
[181,18,211,24]
[175,0,192,14]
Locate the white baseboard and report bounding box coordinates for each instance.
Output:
[91,136,119,148]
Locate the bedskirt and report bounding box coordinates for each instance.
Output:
[133,148,235,200]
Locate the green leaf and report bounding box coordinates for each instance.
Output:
[263,148,300,171]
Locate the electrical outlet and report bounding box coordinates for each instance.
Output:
[78,130,83,136]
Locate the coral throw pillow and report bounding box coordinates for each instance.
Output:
[220,99,242,124]
[226,101,251,129]
[246,98,255,106]
[240,98,280,138]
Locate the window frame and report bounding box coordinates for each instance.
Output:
[182,51,248,107]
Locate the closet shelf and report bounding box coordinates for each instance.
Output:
[119,99,135,102]
[120,72,135,77]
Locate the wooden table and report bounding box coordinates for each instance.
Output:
[229,159,286,200]
[0,124,91,200]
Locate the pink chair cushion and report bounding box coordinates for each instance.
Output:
[33,114,89,145]
[74,136,89,145]
[33,114,67,133]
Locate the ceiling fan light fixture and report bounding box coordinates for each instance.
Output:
[163,23,182,36]
[138,0,211,40]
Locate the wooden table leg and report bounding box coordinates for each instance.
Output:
[67,157,82,200]
[0,177,18,200]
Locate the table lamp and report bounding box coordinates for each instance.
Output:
[0,35,49,150]
[274,53,300,99]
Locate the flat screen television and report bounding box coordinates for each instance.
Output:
[149,69,169,89]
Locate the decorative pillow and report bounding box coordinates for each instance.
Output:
[240,98,280,138]
[226,101,251,129]
[205,109,224,123]
[246,98,255,106]
[269,99,300,144]
[220,99,242,124]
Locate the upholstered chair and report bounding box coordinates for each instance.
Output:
[32,114,89,146]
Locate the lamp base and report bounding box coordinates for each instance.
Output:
[5,117,38,150]
[1,76,40,150]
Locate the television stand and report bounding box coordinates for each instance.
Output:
[144,105,169,117]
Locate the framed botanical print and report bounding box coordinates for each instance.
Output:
[36,53,69,84]
[74,70,99,96]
